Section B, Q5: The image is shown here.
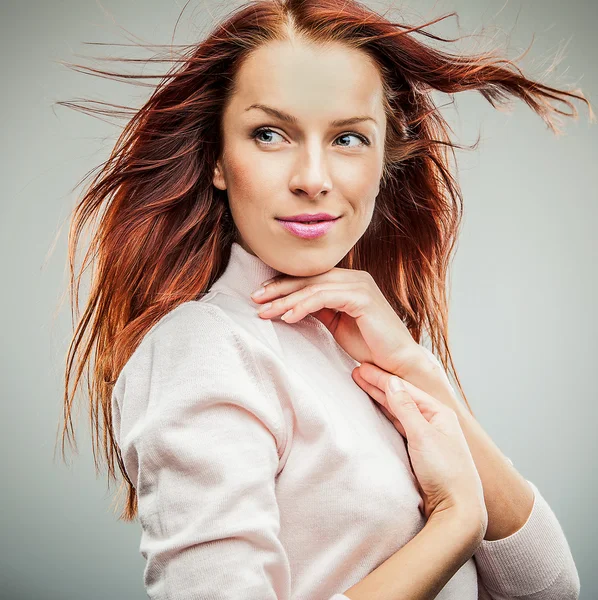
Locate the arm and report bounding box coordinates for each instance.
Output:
[395,347,580,599]
[396,346,536,542]
[473,479,581,600]
[112,302,347,600]
[343,510,482,600]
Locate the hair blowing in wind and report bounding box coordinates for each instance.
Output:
[54,0,594,521]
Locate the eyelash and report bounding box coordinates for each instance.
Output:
[251,126,371,147]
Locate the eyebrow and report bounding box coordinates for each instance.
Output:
[244,103,377,127]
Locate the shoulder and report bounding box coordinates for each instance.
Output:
[112,300,290,479]
[112,302,242,409]
[113,300,288,440]
[119,300,240,379]
[143,299,232,343]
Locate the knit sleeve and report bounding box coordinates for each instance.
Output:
[418,347,580,599]
[473,480,580,599]
[112,302,350,600]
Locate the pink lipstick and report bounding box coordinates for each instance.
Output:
[276,216,341,239]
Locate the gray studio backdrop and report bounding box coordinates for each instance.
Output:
[1,0,596,598]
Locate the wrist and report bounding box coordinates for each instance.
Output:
[425,519,483,560]
[428,504,487,549]
[391,345,464,411]
[391,344,448,379]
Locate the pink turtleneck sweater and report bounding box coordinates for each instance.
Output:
[111,241,580,599]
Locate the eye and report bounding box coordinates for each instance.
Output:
[251,127,370,147]
[335,133,370,147]
[252,127,285,145]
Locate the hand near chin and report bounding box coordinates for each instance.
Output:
[250,267,427,376]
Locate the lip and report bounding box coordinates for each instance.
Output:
[277,213,338,222]
[276,216,341,239]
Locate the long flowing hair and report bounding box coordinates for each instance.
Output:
[55,0,593,521]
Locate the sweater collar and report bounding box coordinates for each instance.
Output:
[208,242,283,303]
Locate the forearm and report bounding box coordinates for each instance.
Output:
[343,512,480,600]
[397,355,580,597]
[451,406,534,541]
[395,350,535,542]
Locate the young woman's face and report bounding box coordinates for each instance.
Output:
[213,38,387,276]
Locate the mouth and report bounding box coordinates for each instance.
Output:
[281,219,336,224]
[275,216,341,239]
[275,216,341,223]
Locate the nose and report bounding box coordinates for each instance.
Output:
[289,143,333,199]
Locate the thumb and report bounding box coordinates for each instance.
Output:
[386,375,428,433]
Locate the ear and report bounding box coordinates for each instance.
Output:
[213,159,227,191]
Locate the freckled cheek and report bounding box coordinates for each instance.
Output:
[225,159,280,225]
[226,154,281,197]
[225,157,250,190]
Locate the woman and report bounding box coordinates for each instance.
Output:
[59,0,590,598]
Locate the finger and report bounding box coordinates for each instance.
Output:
[251,275,334,306]
[252,268,364,301]
[254,282,356,320]
[310,307,341,331]
[254,282,320,316]
[379,404,407,438]
[352,367,406,437]
[385,375,429,434]
[358,362,444,420]
[278,284,369,323]
[352,366,390,409]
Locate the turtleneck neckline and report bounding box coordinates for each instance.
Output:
[208,242,283,303]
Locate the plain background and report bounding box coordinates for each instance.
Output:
[1,0,596,598]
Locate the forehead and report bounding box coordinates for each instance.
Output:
[228,39,385,122]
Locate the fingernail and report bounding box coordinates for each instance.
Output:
[256,302,272,314]
[389,376,405,393]
[251,286,266,298]
[261,277,275,286]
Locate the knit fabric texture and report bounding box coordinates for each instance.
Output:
[111,241,580,599]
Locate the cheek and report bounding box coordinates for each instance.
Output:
[341,151,382,189]
[225,158,274,224]
[226,157,252,191]
[342,165,380,214]
[226,150,281,199]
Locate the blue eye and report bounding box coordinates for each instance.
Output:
[253,128,285,145]
[251,127,370,147]
[335,133,370,147]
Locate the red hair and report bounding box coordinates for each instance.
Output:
[56,0,593,521]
